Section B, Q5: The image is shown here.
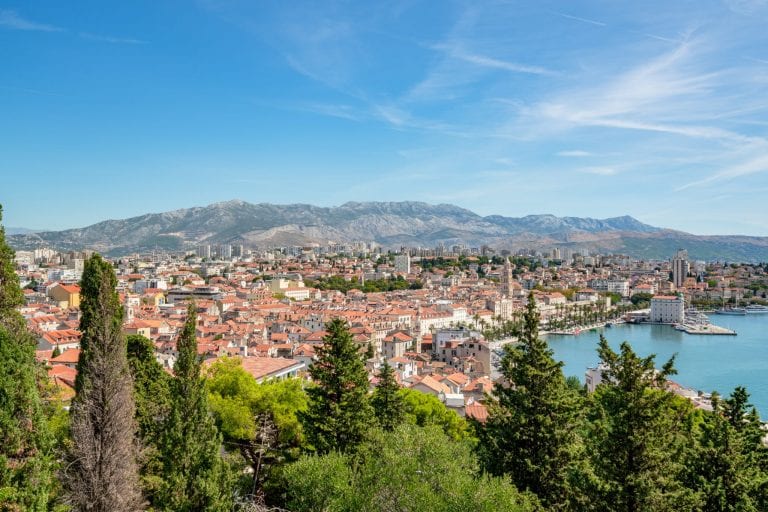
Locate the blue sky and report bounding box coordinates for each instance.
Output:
[2,1,768,235]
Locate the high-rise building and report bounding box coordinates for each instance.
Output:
[672,249,689,288]
[196,245,212,259]
[394,254,411,274]
[218,244,232,259]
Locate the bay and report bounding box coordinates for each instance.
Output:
[546,314,768,418]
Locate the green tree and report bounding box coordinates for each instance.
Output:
[586,336,697,511]
[723,386,763,443]
[126,334,172,499]
[300,318,374,454]
[0,331,55,510]
[0,206,54,510]
[685,393,765,512]
[207,356,307,503]
[156,304,232,511]
[282,424,540,512]
[479,293,582,509]
[399,387,472,441]
[371,359,405,431]
[66,254,142,511]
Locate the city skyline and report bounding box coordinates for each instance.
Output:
[2,1,768,235]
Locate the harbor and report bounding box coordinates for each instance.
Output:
[546,314,768,418]
[673,307,737,335]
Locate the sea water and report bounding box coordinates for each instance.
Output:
[547,314,768,418]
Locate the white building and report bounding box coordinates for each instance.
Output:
[267,278,311,301]
[650,295,685,324]
[588,278,630,297]
[394,254,411,274]
[585,363,609,392]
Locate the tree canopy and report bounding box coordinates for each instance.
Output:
[300,318,374,454]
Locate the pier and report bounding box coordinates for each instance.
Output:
[675,323,737,335]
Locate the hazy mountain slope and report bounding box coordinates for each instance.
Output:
[8,200,768,261]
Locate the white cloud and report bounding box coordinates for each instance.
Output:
[0,9,62,32]
[552,12,606,27]
[557,150,591,157]
[676,150,768,190]
[79,32,146,44]
[581,166,619,176]
[433,44,556,76]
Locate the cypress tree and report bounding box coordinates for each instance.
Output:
[126,334,172,499]
[156,304,231,511]
[479,293,581,509]
[371,359,405,432]
[300,318,374,454]
[66,254,143,511]
[0,205,54,510]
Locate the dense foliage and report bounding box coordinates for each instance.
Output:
[0,204,54,510]
[306,274,422,293]
[206,356,307,504]
[281,424,541,512]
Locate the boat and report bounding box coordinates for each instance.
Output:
[745,305,768,314]
[715,308,747,315]
[684,308,709,325]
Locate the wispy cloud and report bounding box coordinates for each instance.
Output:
[676,151,768,190]
[79,32,147,44]
[0,85,64,97]
[581,166,619,176]
[0,9,62,32]
[557,150,591,157]
[744,56,768,65]
[552,11,606,27]
[302,103,362,121]
[520,39,748,143]
[433,44,557,76]
[641,32,686,44]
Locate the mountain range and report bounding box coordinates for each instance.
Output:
[8,200,768,262]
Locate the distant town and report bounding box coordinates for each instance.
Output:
[17,241,768,418]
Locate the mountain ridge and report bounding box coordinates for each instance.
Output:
[8,200,768,261]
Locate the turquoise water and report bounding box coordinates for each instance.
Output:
[547,314,768,418]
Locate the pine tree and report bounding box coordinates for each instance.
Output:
[66,254,143,511]
[371,359,405,431]
[586,336,697,511]
[685,393,761,512]
[0,204,55,510]
[156,304,232,511]
[479,293,581,509]
[300,318,374,454]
